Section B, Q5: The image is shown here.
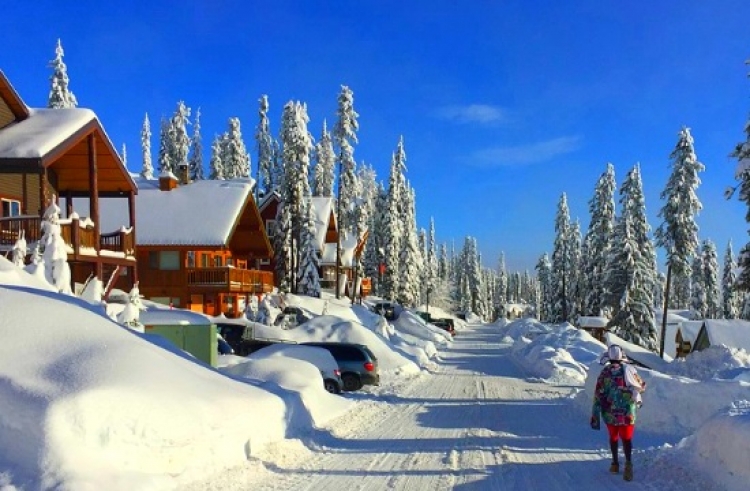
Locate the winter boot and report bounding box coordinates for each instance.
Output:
[623,462,633,481]
[609,462,619,474]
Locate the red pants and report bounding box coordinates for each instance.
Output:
[606,424,634,442]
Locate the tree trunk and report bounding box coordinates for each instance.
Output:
[659,263,673,358]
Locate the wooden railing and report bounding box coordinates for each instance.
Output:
[0,215,134,259]
[186,267,274,293]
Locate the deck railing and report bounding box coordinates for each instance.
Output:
[0,215,134,258]
[186,267,274,293]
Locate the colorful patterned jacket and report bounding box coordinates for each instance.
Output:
[591,362,644,426]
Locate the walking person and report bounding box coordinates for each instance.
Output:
[590,344,646,481]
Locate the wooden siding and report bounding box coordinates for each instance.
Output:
[0,97,14,129]
[0,174,47,215]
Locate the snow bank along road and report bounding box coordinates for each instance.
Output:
[190,324,700,490]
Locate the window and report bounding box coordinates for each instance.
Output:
[148,251,181,270]
[214,255,223,267]
[201,254,210,268]
[186,251,196,268]
[1,199,21,217]
[266,219,276,236]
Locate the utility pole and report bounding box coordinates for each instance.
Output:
[659,263,672,358]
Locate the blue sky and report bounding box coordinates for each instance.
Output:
[3,1,750,272]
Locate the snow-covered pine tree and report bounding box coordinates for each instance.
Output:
[535,253,553,322]
[722,240,740,319]
[654,272,666,311]
[655,127,704,353]
[168,101,191,177]
[497,252,508,310]
[424,218,438,307]
[731,63,750,291]
[270,139,284,194]
[354,161,376,241]
[313,120,336,197]
[701,239,721,319]
[41,197,72,294]
[333,86,360,235]
[568,220,583,320]
[274,201,293,293]
[158,117,173,175]
[397,184,422,306]
[140,113,154,179]
[255,95,274,198]
[297,201,321,297]
[439,243,449,282]
[279,101,313,291]
[209,136,224,180]
[689,253,706,319]
[551,194,573,322]
[48,39,77,109]
[362,182,387,296]
[382,139,406,301]
[583,163,616,316]
[189,108,204,180]
[222,117,251,180]
[605,165,658,351]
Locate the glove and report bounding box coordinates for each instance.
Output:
[590,415,600,430]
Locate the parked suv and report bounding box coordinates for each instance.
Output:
[301,342,380,391]
[430,318,455,336]
[216,322,296,356]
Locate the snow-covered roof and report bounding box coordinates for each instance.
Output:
[140,305,213,326]
[309,196,335,250]
[130,178,254,246]
[678,320,704,344]
[0,108,96,159]
[700,319,750,351]
[320,233,358,267]
[578,316,608,328]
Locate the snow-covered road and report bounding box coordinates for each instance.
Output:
[190,323,693,490]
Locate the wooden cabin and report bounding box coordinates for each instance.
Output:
[108,174,273,317]
[576,316,609,343]
[674,321,704,358]
[0,70,137,291]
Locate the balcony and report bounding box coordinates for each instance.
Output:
[0,215,135,261]
[186,267,274,294]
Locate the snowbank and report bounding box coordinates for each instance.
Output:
[0,285,293,490]
[500,319,604,384]
[393,310,452,346]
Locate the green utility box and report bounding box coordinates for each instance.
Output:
[144,323,218,367]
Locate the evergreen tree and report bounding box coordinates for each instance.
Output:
[397,185,422,306]
[690,253,706,319]
[274,201,293,293]
[382,139,406,300]
[535,253,553,322]
[333,86,360,235]
[169,101,191,176]
[605,165,658,350]
[313,120,336,197]
[297,201,321,297]
[48,39,77,109]
[221,117,250,179]
[655,127,704,355]
[354,161,376,240]
[569,220,583,319]
[497,252,508,307]
[209,136,224,180]
[551,194,573,322]
[722,240,740,319]
[256,95,274,198]
[363,183,387,296]
[158,117,172,175]
[189,108,204,180]
[702,239,722,319]
[731,64,750,290]
[140,113,154,179]
[583,163,616,316]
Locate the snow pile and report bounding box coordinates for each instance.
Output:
[664,345,750,381]
[505,321,604,384]
[257,315,420,377]
[392,310,452,346]
[220,346,353,426]
[0,284,295,491]
[0,255,54,291]
[678,400,750,491]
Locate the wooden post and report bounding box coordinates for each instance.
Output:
[659,263,672,359]
[88,134,102,280]
[39,167,48,215]
[65,191,73,218]
[22,173,28,214]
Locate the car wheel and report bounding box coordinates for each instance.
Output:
[324,379,340,394]
[341,373,362,391]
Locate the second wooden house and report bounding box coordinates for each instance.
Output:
[105,174,273,316]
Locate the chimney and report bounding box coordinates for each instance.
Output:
[158,169,178,191]
[178,163,190,186]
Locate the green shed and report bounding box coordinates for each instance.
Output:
[141,308,218,367]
